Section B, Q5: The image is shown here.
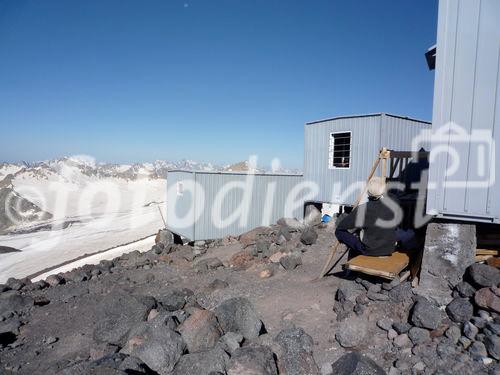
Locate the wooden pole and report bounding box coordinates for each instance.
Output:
[314,152,383,280]
[158,206,167,229]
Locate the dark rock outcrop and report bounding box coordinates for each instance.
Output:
[121,318,186,375]
[446,298,474,323]
[275,327,319,375]
[300,227,318,246]
[93,292,155,346]
[227,346,278,375]
[178,308,222,353]
[410,298,444,330]
[467,263,500,288]
[215,297,263,340]
[330,352,386,375]
[417,223,476,305]
[172,347,229,375]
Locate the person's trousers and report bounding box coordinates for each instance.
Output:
[335,229,366,254]
[334,228,416,255]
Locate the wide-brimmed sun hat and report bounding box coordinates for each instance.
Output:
[367,176,386,198]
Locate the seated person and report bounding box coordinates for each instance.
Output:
[335,177,414,257]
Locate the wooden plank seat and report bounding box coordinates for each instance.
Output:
[345,251,411,280]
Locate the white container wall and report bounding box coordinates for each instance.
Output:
[166,171,304,241]
[304,113,431,205]
[427,0,500,223]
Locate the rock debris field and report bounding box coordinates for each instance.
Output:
[1,218,500,374]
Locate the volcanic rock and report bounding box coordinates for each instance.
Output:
[218,332,243,354]
[159,288,193,311]
[474,287,500,313]
[410,298,444,330]
[467,263,500,288]
[408,327,430,345]
[417,223,476,305]
[484,335,500,360]
[280,252,302,271]
[121,318,186,375]
[93,292,155,346]
[300,227,318,246]
[275,327,319,375]
[227,346,278,375]
[178,308,222,353]
[330,352,386,375]
[335,317,367,348]
[445,298,474,323]
[215,297,263,340]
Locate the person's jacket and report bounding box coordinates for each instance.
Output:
[336,197,397,256]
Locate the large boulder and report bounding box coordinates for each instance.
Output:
[410,298,445,330]
[215,297,263,340]
[93,293,155,346]
[218,332,244,354]
[156,229,175,247]
[466,264,500,288]
[474,287,500,313]
[0,291,33,316]
[304,204,322,226]
[121,318,186,375]
[277,225,293,242]
[336,282,365,304]
[445,298,474,323]
[417,223,476,305]
[330,352,386,375]
[158,288,194,311]
[280,252,302,271]
[227,346,278,375]
[6,277,30,291]
[173,347,229,375]
[484,335,500,360]
[300,227,318,246]
[335,317,368,348]
[275,327,319,375]
[178,309,222,353]
[454,281,476,298]
[388,282,413,303]
[408,327,431,345]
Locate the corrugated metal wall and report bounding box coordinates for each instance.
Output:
[427,0,500,223]
[304,115,381,204]
[167,171,304,241]
[166,171,195,240]
[381,114,431,152]
[304,114,431,205]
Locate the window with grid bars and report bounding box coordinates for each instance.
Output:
[328,132,351,169]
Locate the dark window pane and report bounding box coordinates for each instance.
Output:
[332,132,351,168]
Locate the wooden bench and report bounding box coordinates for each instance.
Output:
[345,251,412,281]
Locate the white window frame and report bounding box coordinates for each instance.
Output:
[328,131,352,170]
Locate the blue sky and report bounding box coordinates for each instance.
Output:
[0,0,438,169]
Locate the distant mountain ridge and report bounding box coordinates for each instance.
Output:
[0,157,301,182]
[0,157,301,234]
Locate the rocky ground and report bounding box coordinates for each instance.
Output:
[0,218,499,375]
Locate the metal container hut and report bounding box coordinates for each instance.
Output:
[426,0,500,223]
[166,170,304,241]
[304,113,431,206]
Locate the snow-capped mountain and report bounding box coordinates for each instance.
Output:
[0,157,300,183]
[0,156,301,234]
[0,157,220,183]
